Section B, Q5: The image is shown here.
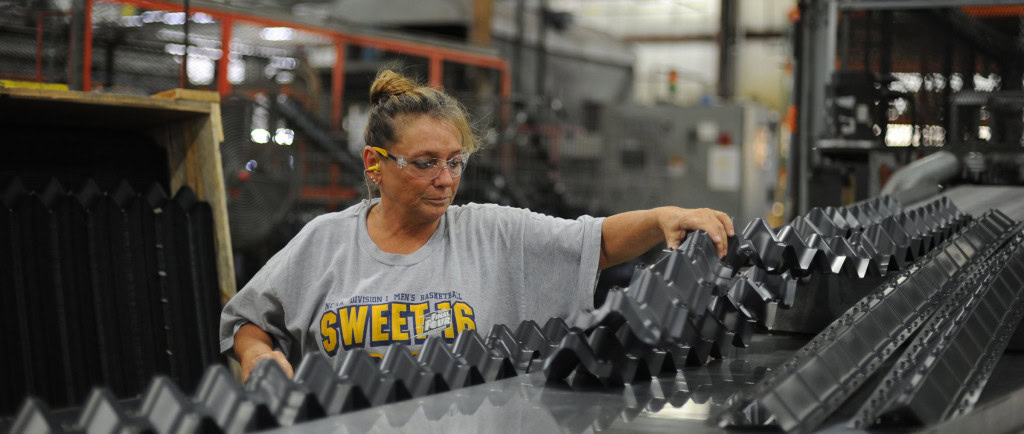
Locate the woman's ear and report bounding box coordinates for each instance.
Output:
[363,146,381,173]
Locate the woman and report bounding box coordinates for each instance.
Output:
[220,70,734,381]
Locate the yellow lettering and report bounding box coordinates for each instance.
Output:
[409,303,429,343]
[453,302,476,333]
[436,301,455,339]
[338,305,369,349]
[371,304,390,343]
[320,311,338,354]
[391,303,409,342]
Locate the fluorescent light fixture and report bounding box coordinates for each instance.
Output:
[228,58,246,84]
[275,128,295,145]
[162,12,186,25]
[187,56,215,85]
[885,124,914,147]
[251,129,270,144]
[261,27,294,41]
[192,12,215,23]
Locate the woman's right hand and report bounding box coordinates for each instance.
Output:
[234,323,294,383]
[241,350,294,383]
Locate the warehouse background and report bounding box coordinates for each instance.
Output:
[4,0,1024,431]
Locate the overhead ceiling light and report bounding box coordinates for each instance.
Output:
[162,12,186,25]
[274,128,295,145]
[250,129,270,144]
[228,58,246,85]
[192,12,215,24]
[260,27,294,41]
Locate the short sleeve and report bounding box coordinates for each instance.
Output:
[520,211,605,319]
[219,239,301,360]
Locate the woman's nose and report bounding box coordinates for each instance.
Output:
[433,165,455,186]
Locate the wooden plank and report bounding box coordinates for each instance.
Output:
[194,112,237,305]
[152,88,225,144]
[0,80,69,90]
[0,87,210,114]
[210,101,225,144]
[157,117,237,305]
[151,88,222,104]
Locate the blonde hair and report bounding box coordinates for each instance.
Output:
[365,69,478,154]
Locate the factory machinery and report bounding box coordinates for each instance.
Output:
[7,187,1024,433]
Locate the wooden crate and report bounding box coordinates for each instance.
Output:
[0,85,237,304]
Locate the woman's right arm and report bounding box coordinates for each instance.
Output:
[234,323,294,382]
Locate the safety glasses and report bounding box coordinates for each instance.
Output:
[371,146,469,180]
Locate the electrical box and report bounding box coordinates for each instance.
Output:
[596,103,780,226]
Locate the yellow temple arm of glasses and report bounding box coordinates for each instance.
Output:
[366,146,389,172]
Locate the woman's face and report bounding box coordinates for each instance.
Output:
[378,115,464,223]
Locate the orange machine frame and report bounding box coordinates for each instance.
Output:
[82,0,512,132]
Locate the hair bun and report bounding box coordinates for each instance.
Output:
[369,70,417,106]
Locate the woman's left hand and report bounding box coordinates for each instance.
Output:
[600,206,737,269]
[655,207,735,257]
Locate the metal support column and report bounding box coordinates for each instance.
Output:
[69,0,86,90]
[217,18,233,96]
[513,0,525,96]
[718,0,739,100]
[793,0,837,216]
[535,0,548,97]
[331,39,346,132]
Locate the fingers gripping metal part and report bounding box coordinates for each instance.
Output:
[576,197,968,365]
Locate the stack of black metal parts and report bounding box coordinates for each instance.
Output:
[714,210,1024,432]
[533,196,1024,431]
[544,196,971,381]
[7,194,1021,434]
[0,178,222,417]
[8,321,554,433]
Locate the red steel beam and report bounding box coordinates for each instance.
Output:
[300,186,360,201]
[107,0,506,71]
[345,33,506,70]
[428,56,442,89]
[332,39,345,132]
[109,0,336,36]
[36,13,45,82]
[83,0,93,91]
[91,0,510,134]
[217,17,232,96]
[499,59,510,117]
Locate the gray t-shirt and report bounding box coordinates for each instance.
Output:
[219,200,605,365]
